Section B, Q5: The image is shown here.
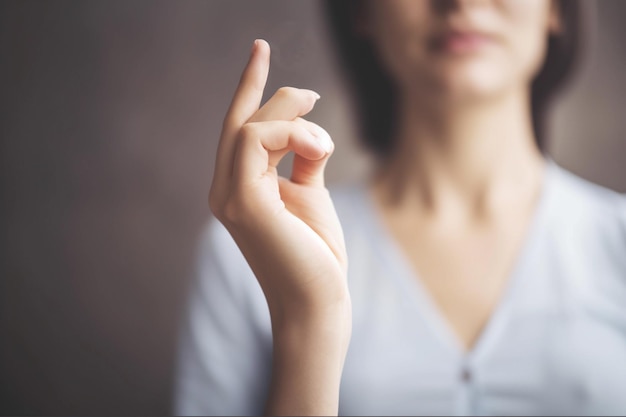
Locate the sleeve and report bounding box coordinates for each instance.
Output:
[173,219,273,416]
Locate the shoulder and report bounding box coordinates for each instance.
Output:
[546,162,626,288]
[549,162,626,237]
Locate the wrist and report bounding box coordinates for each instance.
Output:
[270,295,352,342]
[266,301,352,416]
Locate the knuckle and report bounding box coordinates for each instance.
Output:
[238,123,257,144]
[222,183,262,225]
[276,86,298,100]
[292,122,309,137]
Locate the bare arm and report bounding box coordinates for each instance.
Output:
[208,39,351,416]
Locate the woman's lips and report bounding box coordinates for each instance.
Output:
[431,31,495,54]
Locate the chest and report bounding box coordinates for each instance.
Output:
[389,218,531,350]
[341,281,626,416]
[341,215,626,415]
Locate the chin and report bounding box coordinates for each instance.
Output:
[425,62,512,103]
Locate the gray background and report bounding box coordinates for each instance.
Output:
[1,1,625,414]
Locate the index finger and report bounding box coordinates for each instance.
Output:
[211,39,270,204]
[223,39,271,132]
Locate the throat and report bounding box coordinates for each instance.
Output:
[368,161,546,352]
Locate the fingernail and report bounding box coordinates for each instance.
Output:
[313,91,321,100]
[316,130,333,153]
[251,39,259,53]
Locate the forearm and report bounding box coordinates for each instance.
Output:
[265,302,352,416]
[210,38,351,417]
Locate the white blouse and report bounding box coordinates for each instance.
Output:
[174,160,626,416]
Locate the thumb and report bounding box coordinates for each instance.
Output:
[290,125,334,187]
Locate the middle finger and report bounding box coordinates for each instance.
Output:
[248,86,320,123]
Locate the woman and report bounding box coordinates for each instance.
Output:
[175,1,626,415]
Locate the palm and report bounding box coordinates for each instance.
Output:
[256,166,346,273]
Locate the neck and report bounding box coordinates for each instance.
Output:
[373,88,545,220]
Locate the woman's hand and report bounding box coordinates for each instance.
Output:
[208,39,351,416]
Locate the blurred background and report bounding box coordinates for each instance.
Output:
[1,0,625,415]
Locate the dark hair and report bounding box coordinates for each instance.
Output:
[322,0,585,156]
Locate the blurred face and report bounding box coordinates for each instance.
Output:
[362,0,560,103]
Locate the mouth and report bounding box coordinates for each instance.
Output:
[429,30,496,54]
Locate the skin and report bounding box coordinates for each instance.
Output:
[209,40,350,416]
[366,0,560,351]
[209,0,561,415]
